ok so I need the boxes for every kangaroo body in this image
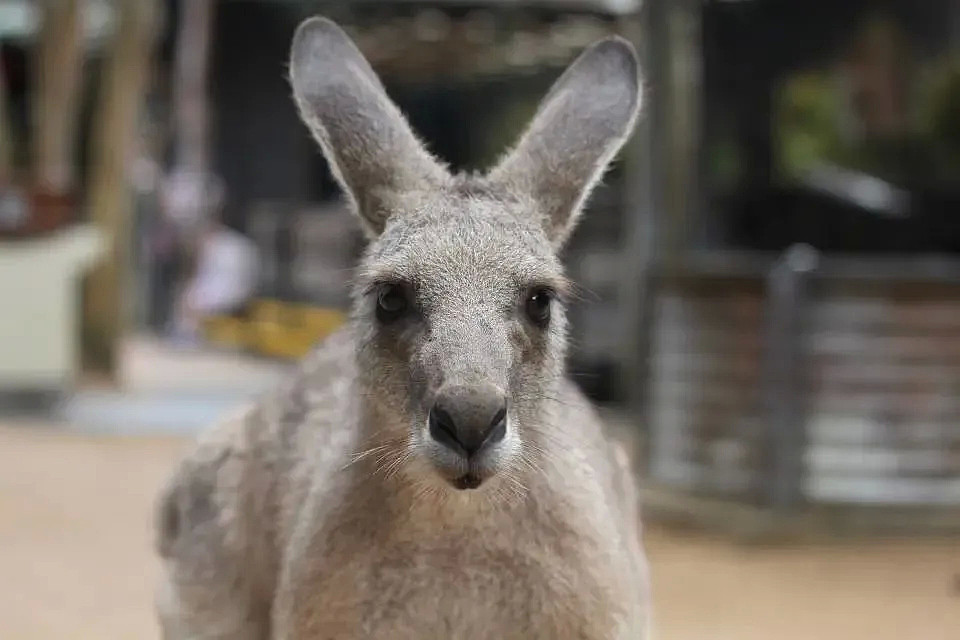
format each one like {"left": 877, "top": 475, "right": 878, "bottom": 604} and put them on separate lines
{"left": 156, "top": 17, "right": 649, "bottom": 639}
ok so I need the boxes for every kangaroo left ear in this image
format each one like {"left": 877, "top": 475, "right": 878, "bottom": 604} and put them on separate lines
{"left": 487, "top": 36, "right": 642, "bottom": 247}
{"left": 289, "top": 17, "right": 450, "bottom": 236}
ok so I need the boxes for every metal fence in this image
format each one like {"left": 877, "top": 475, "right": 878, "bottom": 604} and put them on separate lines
{"left": 646, "top": 245, "right": 960, "bottom": 511}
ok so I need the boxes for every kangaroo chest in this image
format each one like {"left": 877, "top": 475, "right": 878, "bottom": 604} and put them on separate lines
{"left": 278, "top": 511, "right": 630, "bottom": 639}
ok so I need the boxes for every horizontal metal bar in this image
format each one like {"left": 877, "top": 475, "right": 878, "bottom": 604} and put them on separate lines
{"left": 656, "top": 250, "right": 960, "bottom": 285}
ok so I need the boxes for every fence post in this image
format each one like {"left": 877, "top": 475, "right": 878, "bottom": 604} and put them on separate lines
{"left": 762, "top": 243, "right": 818, "bottom": 511}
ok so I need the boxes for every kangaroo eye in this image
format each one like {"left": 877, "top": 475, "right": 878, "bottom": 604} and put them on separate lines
{"left": 524, "top": 288, "right": 553, "bottom": 328}
{"left": 376, "top": 284, "right": 408, "bottom": 323}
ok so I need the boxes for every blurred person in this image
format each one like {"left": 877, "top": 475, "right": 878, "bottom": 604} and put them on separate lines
{"left": 151, "top": 168, "right": 211, "bottom": 334}
{"left": 169, "top": 181, "right": 260, "bottom": 345}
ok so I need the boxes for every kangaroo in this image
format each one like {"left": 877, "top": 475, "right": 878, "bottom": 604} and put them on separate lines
{"left": 155, "top": 16, "right": 648, "bottom": 640}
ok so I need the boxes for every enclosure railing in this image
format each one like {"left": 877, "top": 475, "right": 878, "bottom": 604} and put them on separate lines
{"left": 646, "top": 246, "right": 960, "bottom": 513}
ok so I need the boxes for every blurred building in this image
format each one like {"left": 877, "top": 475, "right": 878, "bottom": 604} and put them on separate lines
{"left": 641, "top": 0, "right": 960, "bottom": 520}
{"left": 131, "top": 0, "right": 960, "bottom": 524}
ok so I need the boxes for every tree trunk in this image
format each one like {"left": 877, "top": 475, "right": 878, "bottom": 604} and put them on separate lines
{"left": 81, "top": 0, "right": 160, "bottom": 377}
{"left": 163, "top": 0, "right": 216, "bottom": 239}
{"left": 171, "top": 0, "right": 214, "bottom": 177}
{"left": 33, "top": 0, "right": 84, "bottom": 193}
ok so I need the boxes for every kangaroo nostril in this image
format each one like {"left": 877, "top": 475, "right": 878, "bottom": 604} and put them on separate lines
{"left": 429, "top": 406, "right": 465, "bottom": 455}
{"left": 485, "top": 406, "right": 507, "bottom": 446}
{"left": 432, "top": 406, "right": 456, "bottom": 434}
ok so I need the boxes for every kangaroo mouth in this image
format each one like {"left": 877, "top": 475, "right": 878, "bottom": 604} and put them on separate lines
{"left": 452, "top": 473, "right": 483, "bottom": 490}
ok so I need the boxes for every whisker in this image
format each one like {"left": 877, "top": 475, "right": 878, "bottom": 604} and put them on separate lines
{"left": 340, "top": 444, "right": 393, "bottom": 471}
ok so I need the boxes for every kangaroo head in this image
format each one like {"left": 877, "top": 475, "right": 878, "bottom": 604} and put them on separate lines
{"left": 290, "top": 17, "right": 641, "bottom": 496}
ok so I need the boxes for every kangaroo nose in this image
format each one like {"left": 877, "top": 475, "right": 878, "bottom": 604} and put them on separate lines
{"left": 429, "top": 384, "right": 507, "bottom": 457}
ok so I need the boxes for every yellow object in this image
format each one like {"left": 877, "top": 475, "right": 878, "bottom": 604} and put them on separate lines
{"left": 250, "top": 299, "right": 290, "bottom": 324}
{"left": 254, "top": 324, "right": 318, "bottom": 359}
{"left": 301, "top": 306, "right": 347, "bottom": 334}
{"left": 202, "top": 315, "right": 250, "bottom": 349}
{"left": 204, "top": 298, "right": 347, "bottom": 360}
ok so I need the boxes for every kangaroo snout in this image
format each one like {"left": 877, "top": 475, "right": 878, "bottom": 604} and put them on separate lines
{"left": 428, "top": 383, "right": 508, "bottom": 459}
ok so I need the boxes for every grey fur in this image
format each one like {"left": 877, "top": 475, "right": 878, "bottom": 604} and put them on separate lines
{"left": 155, "top": 16, "right": 648, "bottom": 640}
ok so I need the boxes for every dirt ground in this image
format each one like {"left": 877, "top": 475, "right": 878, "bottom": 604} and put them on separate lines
{"left": 2, "top": 422, "right": 958, "bottom": 640}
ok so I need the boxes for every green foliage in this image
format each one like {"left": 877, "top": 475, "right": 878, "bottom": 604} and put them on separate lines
{"left": 774, "top": 53, "right": 960, "bottom": 186}
{"left": 774, "top": 71, "right": 845, "bottom": 180}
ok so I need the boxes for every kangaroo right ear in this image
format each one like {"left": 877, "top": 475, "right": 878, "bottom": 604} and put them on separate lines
{"left": 289, "top": 17, "right": 449, "bottom": 235}
{"left": 487, "top": 37, "right": 641, "bottom": 248}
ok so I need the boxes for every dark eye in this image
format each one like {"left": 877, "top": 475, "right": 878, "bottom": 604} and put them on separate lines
{"left": 525, "top": 288, "right": 553, "bottom": 328}
{"left": 376, "top": 284, "right": 408, "bottom": 323}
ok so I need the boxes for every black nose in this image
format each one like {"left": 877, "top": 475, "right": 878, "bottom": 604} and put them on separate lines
{"left": 429, "top": 384, "right": 507, "bottom": 457}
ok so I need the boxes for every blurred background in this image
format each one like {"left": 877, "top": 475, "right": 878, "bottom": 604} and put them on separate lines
{"left": 1, "top": 0, "right": 959, "bottom": 638}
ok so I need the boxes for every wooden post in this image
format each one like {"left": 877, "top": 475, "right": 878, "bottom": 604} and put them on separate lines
{"left": 81, "top": 0, "right": 160, "bottom": 377}
{"left": 32, "top": 0, "right": 84, "bottom": 193}
{"left": 162, "top": 0, "right": 216, "bottom": 243}
{"left": 170, "top": 0, "right": 214, "bottom": 179}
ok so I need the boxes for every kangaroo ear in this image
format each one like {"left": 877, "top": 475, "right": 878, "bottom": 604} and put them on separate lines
{"left": 488, "top": 37, "right": 642, "bottom": 247}
{"left": 289, "top": 17, "right": 449, "bottom": 235}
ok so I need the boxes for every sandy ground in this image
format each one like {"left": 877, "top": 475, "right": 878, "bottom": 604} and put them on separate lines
{"left": 1, "top": 422, "right": 958, "bottom": 640}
